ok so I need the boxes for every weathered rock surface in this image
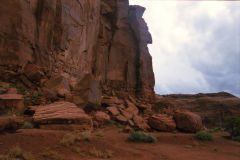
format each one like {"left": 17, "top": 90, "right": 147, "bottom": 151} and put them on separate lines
{"left": 0, "top": 94, "right": 25, "bottom": 114}
{"left": 0, "top": 0, "right": 155, "bottom": 109}
{"left": 174, "top": 110, "right": 203, "bottom": 133}
{"left": 133, "top": 114, "right": 150, "bottom": 131}
{"left": 154, "top": 92, "right": 240, "bottom": 127}
{"left": 0, "top": 117, "right": 24, "bottom": 132}
{"left": 148, "top": 114, "right": 176, "bottom": 132}
{"left": 33, "top": 102, "right": 92, "bottom": 128}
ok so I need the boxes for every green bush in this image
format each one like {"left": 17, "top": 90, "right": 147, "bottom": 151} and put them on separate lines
{"left": 22, "top": 122, "right": 34, "bottom": 129}
{"left": 196, "top": 131, "right": 213, "bottom": 141}
{"left": 232, "top": 136, "right": 240, "bottom": 142}
{"left": 224, "top": 116, "right": 240, "bottom": 137}
{"left": 128, "top": 131, "right": 157, "bottom": 143}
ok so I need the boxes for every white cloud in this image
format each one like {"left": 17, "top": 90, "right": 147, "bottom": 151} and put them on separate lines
{"left": 129, "top": 0, "right": 240, "bottom": 97}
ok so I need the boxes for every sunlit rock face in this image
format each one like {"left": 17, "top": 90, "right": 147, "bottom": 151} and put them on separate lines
{"left": 0, "top": 0, "right": 155, "bottom": 107}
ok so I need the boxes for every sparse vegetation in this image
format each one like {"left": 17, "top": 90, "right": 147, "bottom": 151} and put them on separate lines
{"left": 156, "top": 108, "right": 162, "bottom": 114}
{"left": 184, "top": 145, "right": 192, "bottom": 149}
{"left": 0, "top": 85, "right": 3, "bottom": 88}
{"left": 108, "top": 120, "right": 115, "bottom": 125}
{"left": 60, "top": 133, "right": 80, "bottom": 147}
{"left": 32, "top": 91, "right": 41, "bottom": 100}
{"left": 9, "top": 83, "right": 17, "bottom": 88}
{"left": 96, "top": 132, "right": 103, "bottom": 137}
{"left": 22, "top": 122, "right": 34, "bottom": 129}
{"left": 115, "top": 113, "right": 120, "bottom": 116}
{"left": 82, "top": 131, "right": 91, "bottom": 141}
{"left": 196, "top": 131, "right": 213, "bottom": 141}
{"left": 0, "top": 146, "right": 35, "bottom": 160}
{"left": 172, "top": 130, "right": 177, "bottom": 134}
{"left": 0, "top": 112, "right": 13, "bottom": 117}
{"left": 17, "top": 87, "right": 25, "bottom": 95}
{"left": 41, "top": 151, "right": 62, "bottom": 160}
{"left": 224, "top": 116, "right": 240, "bottom": 137}
{"left": 24, "top": 96, "right": 31, "bottom": 102}
{"left": 128, "top": 131, "right": 157, "bottom": 143}
{"left": 116, "top": 123, "right": 124, "bottom": 129}
{"left": 232, "top": 136, "right": 240, "bottom": 142}
{"left": 89, "top": 147, "right": 113, "bottom": 159}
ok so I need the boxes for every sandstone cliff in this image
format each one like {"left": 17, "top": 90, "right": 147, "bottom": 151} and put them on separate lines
{"left": 0, "top": 0, "right": 155, "bottom": 108}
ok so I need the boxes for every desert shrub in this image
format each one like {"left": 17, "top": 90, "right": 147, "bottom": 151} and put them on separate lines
{"left": 82, "top": 131, "right": 91, "bottom": 141}
{"left": 224, "top": 116, "right": 240, "bottom": 137}
{"left": 60, "top": 133, "right": 80, "bottom": 147}
{"left": 89, "top": 147, "right": 113, "bottom": 159}
{"left": 96, "top": 132, "right": 103, "bottom": 137}
{"left": 0, "top": 146, "right": 35, "bottom": 160}
{"left": 232, "top": 136, "right": 240, "bottom": 142}
{"left": 128, "top": 131, "right": 157, "bottom": 143}
{"left": 22, "top": 122, "right": 34, "bottom": 129}
{"left": 196, "top": 131, "right": 213, "bottom": 141}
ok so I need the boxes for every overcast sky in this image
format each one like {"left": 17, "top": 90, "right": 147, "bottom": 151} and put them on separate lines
{"left": 129, "top": 0, "right": 240, "bottom": 97}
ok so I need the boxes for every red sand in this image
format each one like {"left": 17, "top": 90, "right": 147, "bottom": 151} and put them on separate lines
{"left": 0, "top": 127, "right": 239, "bottom": 160}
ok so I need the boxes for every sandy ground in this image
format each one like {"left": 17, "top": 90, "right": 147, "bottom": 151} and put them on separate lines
{"left": 0, "top": 127, "right": 240, "bottom": 160}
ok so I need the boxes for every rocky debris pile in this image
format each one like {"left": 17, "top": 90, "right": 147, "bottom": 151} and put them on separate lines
{"left": 100, "top": 96, "right": 150, "bottom": 131}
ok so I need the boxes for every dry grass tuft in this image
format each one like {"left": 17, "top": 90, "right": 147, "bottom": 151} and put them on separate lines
{"left": 0, "top": 146, "right": 35, "bottom": 160}
{"left": 89, "top": 147, "right": 113, "bottom": 159}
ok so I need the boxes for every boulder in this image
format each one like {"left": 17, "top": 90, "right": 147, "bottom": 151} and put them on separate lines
{"left": 0, "top": 94, "right": 25, "bottom": 114}
{"left": 33, "top": 102, "right": 92, "bottom": 129}
{"left": 102, "top": 96, "right": 122, "bottom": 106}
{"left": 94, "top": 111, "right": 110, "bottom": 124}
{"left": 125, "top": 100, "right": 139, "bottom": 116}
{"left": 71, "top": 74, "right": 102, "bottom": 108}
{"left": 106, "top": 106, "right": 120, "bottom": 116}
{"left": 24, "top": 64, "right": 44, "bottom": 83}
{"left": 133, "top": 115, "right": 150, "bottom": 131}
{"left": 148, "top": 114, "right": 176, "bottom": 132}
{"left": 44, "top": 75, "right": 71, "bottom": 98}
{"left": 174, "top": 110, "right": 203, "bottom": 133}
{"left": 115, "top": 115, "right": 128, "bottom": 123}
{"left": 123, "top": 125, "right": 133, "bottom": 133}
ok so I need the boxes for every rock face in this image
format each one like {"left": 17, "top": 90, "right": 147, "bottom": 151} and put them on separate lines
{"left": 0, "top": 0, "right": 155, "bottom": 109}
{"left": 154, "top": 92, "right": 240, "bottom": 127}
{"left": 174, "top": 110, "right": 203, "bottom": 133}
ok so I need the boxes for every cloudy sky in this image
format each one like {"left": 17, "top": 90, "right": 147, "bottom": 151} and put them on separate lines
{"left": 129, "top": 0, "right": 240, "bottom": 97}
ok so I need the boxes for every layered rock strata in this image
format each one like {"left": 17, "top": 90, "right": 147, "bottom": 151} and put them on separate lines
{"left": 0, "top": 0, "right": 155, "bottom": 109}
